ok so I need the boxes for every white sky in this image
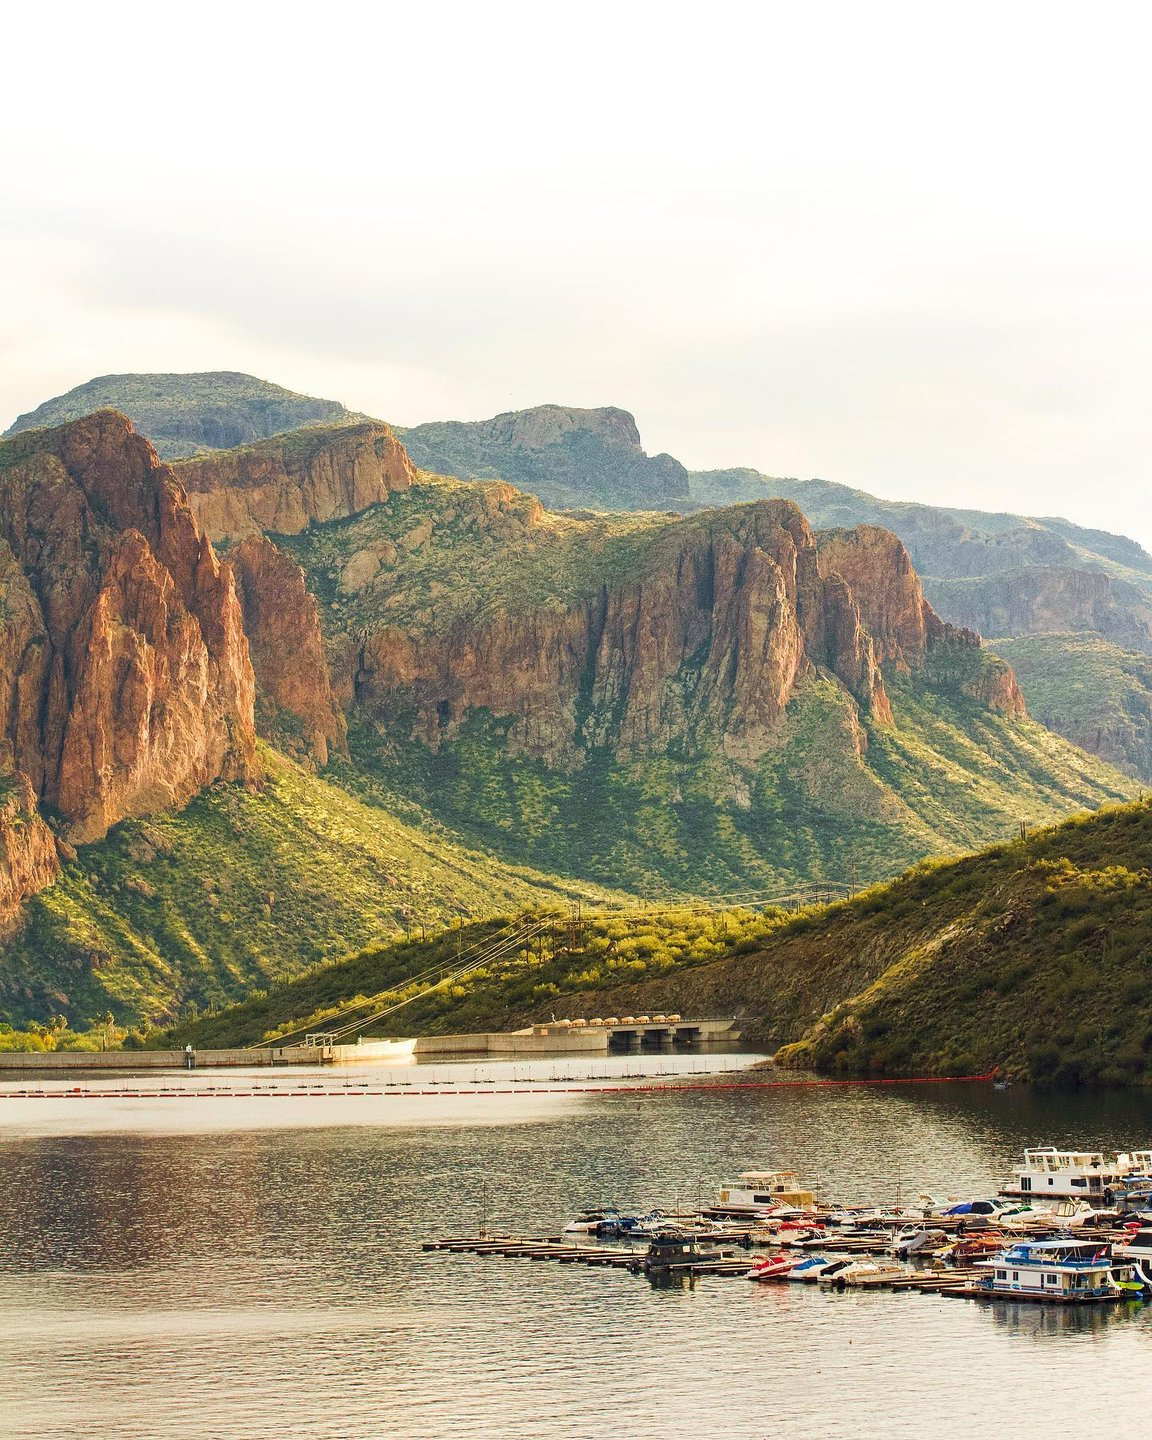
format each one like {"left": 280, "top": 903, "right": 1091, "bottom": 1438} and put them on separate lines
{"left": 3, "top": 0, "right": 1152, "bottom": 542}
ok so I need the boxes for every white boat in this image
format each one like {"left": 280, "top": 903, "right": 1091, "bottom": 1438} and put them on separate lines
{"left": 1000, "top": 1149, "right": 1128, "bottom": 1200}
{"left": 563, "top": 1209, "right": 621, "bottom": 1234}
{"left": 820, "top": 1258, "right": 912, "bottom": 1288}
{"left": 888, "top": 1226, "right": 949, "bottom": 1258}
{"left": 788, "top": 1256, "right": 852, "bottom": 1284}
{"left": 998, "top": 1199, "right": 1099, "bottom": 1232}
{"left": 713, "top": 1170, "right": 816, "bottom": 1214}
{"left": 975, "top": 1239, "right": 1133, "bottom": 1302}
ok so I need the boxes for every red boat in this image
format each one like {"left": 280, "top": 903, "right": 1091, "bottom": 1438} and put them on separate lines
{"left": 745, "top": 1254, "right": 799, "bottom": 1283}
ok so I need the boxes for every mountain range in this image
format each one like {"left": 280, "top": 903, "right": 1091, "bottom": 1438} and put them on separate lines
{"left": 0, "top": 372, "right": 1141, "bottom": 1033}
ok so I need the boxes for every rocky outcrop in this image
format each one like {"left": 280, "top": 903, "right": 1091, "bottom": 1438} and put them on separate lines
{"left": 232, "top": 537, "right": 347, "bottom": 766}
{"left": 0, "top": 773, "right": 59, "bottom": 931}
{"left": 815, "top": 525, "right": 1025, "bottom": 717}
{"left": 816, "top": 526, "right": 946, "bottom": 669}
{"left": 924, "top": 568, "right": 1152, "bottom": 655}
{"left": 0, "top": 411, "right": 258, "bottom": 842}
{"left": 400, "top": 405, "right": 690, "bottom": 511}
{"left": 176, "top": 421, "right": 414, "bottom": 541}
{"left": 352, "top": 502, "right": 903, "bottom": 764}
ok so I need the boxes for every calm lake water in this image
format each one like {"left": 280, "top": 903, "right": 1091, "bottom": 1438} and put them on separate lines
{"left": 1, "top": 1057, "right": 1150, "bottom": 1439}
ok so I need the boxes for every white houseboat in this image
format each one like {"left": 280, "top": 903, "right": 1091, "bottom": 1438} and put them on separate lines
{"left": 999, "top": 1149, "right": 1128, "bottom": 1200}
{"left": 975, "top": 1240, "right": 1133, "bottom": 1303}
{"left": 713, "top": 1170, "right": 816, "bottom": 1215}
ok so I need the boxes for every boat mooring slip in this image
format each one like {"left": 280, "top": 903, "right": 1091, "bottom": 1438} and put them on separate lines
{"left": 422, "top": 1233, "right": 989, "bottom": 1295}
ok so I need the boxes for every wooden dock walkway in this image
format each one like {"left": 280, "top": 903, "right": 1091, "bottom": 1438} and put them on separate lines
{"left": 422, "top": 1234, "right": 987, "bottom": 1291}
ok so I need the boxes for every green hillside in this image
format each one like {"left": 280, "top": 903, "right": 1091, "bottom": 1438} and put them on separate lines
{"left": 5, "top": 747, "right": 626, "bottom": 1029}
{"left": 178, "top": 797, "right": 1152, "bottom": 1087}
{"left": 5, "top": 372, "right": 354, "bottom": 459}
{"left": 991, "top": 634, "right": 1152, "bottom": 782}
{"left": 398, "top": 404, "right": 690, "bottom": 510}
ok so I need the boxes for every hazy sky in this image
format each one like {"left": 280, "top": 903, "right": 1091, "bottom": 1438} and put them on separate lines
{"left": 4, "top": 1, "right": 1152, "bottom": 541}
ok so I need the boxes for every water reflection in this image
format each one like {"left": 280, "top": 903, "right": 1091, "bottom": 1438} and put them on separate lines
{"left": 0, "top": 1074, "right": 1150, "bottom": 1439}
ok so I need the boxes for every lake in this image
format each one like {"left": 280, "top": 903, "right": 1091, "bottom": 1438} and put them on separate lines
{"left": 1, "top": 1057, "right": 1149, "bottom": 1439}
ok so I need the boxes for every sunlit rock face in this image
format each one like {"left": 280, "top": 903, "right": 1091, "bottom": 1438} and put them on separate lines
{"left": 0, "top": 411, "right": 258, "bottom": 843}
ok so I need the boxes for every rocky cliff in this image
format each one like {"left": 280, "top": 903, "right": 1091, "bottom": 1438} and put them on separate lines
{"left": 350, "top": 503, "right": 1010, "bottom": 765}
{"left": 925, "top": 567, "right": 1152, "bottom": 654}
{"left": 232, "top": 537, "right": 347, "bottom": 766}
{"left": 0, "top": 411, "right": 258, "bottom": 843}
{"left": 175, "top": 421, "right": 414, "bottom": 541}
{"left": 399, "top": 404, "right": 690, "bottom": 510}
{"left": 0, "top": 775, "right": 59, "bottom": 931}
{"left": 6, "top": 372, "right": 353, "bottom": 460}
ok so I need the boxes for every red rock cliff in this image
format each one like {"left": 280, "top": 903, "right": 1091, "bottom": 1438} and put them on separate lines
{"left": 354, "top": 501, "right": 897, "bottom": 763}
{"left": 0, "top": 411, "right": 259, "bottom": 842}
{"left": 0, "top": 773, "right": 59, "bottom": 931}
{"left": 175, "top": 421, "right": 414, "bottom": 541}
{"left": 817, "top": 525, "right": 1025, "bottom": 717}
{"left": 232, "top": 537, "right": 347, "bottom": 767}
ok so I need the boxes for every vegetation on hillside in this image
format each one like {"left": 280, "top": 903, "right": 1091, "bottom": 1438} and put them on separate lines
{"left": 172, "top": 906, "right": 790, "bottom": 1049}
{"left": 182, "top": 796, "right": 1152, "bottom": 1087}
{"left": 338, "top": 674, "right": 1134, "bottom": 899}
{"left": 991, "top": 633, "right": 1152, "bottom": 782}
{"left": 399, "top": 412, "right": 690, "bottom": 510}
{"left": 5, "top": 747, "right": 626, "bottom": 1030}
{"left": 277, "top": 474, "right": 674, "bottom": 639}
{"left": 5, "top": 372, "right": 353, "bottom": 458}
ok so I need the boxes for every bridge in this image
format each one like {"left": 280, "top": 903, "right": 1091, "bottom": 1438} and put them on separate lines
{"left": 529, "top": 1016, "right": 737, "bottom": 1051}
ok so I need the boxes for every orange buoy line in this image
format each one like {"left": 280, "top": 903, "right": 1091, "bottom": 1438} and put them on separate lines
{"left": 0, "top": 1072, "right": 996, "bottom": 1100}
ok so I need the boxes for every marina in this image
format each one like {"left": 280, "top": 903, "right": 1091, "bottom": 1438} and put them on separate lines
{"left": 3, "top": 1058, "right": 1152, "bottom": 1439}
{"left": 425, "top": 1143, "right": 1152, "bottom": 1306}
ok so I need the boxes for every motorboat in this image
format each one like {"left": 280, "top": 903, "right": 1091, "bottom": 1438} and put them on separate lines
{"left": 745, "top": 1254, "right": 799, "bottom": 1283}
{"left": 787, "top": 1256, "right": 852, "bottom": 1284}
{"left": 975, "top": 1240, "right": 1133, "bottom": 1302}
{"left": 564, "top": 1208, "right": 622, "bottom": 1234}
{"left": 888, "top": 1226, "right": 949, "bottom": 1258}
{"left": 820, "top": 1258, "right": 913, "bottom": 1288}
{"left": 595, "top": 1209, "right": 667, "bottom": 1238}
{"left": 1113, "top": 1225, "right": 1152, "bottom": 1265}
{"left": 944, "top": 1231, "right": 1012, "bottom": 1263}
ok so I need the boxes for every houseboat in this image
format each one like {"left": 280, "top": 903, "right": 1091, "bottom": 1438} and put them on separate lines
{"left": 975, "top": 1240, "right": 1133, "bottom": 1303}
{"left": 712, "top": 1170, "right": 816, "bottom": 1215}
{"left": 999, "top": 1149, "right": 1128, "bottom": 1200}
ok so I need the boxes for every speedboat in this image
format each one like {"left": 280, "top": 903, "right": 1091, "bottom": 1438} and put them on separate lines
{"left": 786, "top": 1256, "right": 849, "bottom": 1283}
{"left": 1113, "top": 1225, "right": 1152, "bottom": 1266}
{"left": 745, "top": 1254, "right": 799, "bottom": 1283}
{"left": 888, "top": 1226, "right": 949, "bottom": 1258}
{"left": 564, "top": 1208, "right": 622, "bottom": 1234}
{"left": 820, "top": 1258, "right": 913, "bottom": 1288}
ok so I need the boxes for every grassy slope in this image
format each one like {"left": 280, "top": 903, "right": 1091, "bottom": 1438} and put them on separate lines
{"left": 5, "top": 747, "right": 627, "bottom": 1029}
{"left": 990, "top": 634, "right": 1152, "bottom": 782}
{"left": 180, "top": 797, "right": 1152, "bottom": 1086}
{"left": 276, "top": 472, "right": 673, "bottom": 639}
{"left": 341, "top": 680, "right": 1134, "bottom": 899}
{"left": 172, "top": 906, "right": 788, "bottom": 1049}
